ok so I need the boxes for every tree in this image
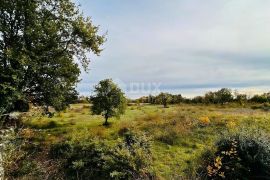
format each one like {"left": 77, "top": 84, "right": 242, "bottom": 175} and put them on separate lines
{"left": 91, "top": 79, "right": 126, "bottom": 126}
{"left": 204, "top": 91, "right": 216, "bottom": 104}
{"left": 148, "top": 95, "right": 156, "bottom": 104}
{"left": 156, "top": 92, "right": 171, "bottom": 108}
{"left": 250, "top": 94, "right": 268, "bottom": 104}
{"left": 0, "top": 0, "right": 105, "bottom": 115}
{"left": 235, "top": 93, "right": 247, "bottom": 106}
{"left": 192, "top": 96, "right": 204, "bottom": 104}
{"left": 204, "top": 88, "right": 233, "bottom": 104}
{"left": 171, "top": 94, "right": 183, "bottom": 104}
{"left": 215, "top": 88, "right": 233, "bottom": 104}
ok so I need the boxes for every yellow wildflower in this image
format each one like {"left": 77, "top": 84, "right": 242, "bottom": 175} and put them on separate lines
{"left": 199, "top": 116, "right": 210, "bottom": 125}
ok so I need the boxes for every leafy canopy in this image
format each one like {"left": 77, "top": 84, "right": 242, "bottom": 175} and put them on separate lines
{"left": 0, "top": 0, "right": 105, "bottom": 114}
{"left": 91, "top": 79, "right": 126, "bottom": 125}
{"left": 156, "top": 92, "right": 171, "bottom": 108}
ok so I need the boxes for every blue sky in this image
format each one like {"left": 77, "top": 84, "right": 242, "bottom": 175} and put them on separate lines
{"left": 75, "top": 0, "right": 270, "bottom": 98}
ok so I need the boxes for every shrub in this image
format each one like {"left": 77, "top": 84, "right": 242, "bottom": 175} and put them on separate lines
{"left": 198, "top": 129, "right": 270, "bottom": 179}
{"left": 156, "top": 130, "right": 178, "bottom": 145}
{"left": 49, "top": 142, "right": 73, "bottom": 159}
{"left": 27, "top": 120, "right": 59, "bottom": 129}
{"left": 46, "top": 121, "right": 58, "bottom": 129}
{"left": 105, "top": 131, "right": 153, "bottom": 179}
{"left": 49, "top": 131, "right": 153, "bottom": 179}
{"left": 55, "top": 141, "right": 106, "bottom": 179}
{"left": 2, "top": 129, "right": 43, "bottom": 178}
{"left": 251, "top": 103, "right": 270, "bottom": 111}
{"left": 118, "top": 127, "right": 130, "bottom": 136}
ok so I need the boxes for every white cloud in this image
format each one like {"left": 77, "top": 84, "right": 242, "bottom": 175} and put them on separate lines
{"left": 76, "top": 0, "right": 270, "bottom": 98}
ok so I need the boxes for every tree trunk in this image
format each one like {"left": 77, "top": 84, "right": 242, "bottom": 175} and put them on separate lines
{"left": 104, "top": 115, "right": 109, "bottom": 126}
{"left": 163, "top": 101, "right": 167, "bottom": 108}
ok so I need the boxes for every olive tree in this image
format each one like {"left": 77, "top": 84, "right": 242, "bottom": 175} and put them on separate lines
{"left": 91, "top": 79, "right": 126, "bottom": 126}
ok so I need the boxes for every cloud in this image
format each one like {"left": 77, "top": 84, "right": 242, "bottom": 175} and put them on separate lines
{"left": 75, "top": 0, "right": 270, "bottom": 98}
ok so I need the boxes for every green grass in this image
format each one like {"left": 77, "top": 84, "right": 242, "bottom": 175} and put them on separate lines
{"left": 22, "top": 103, "right": 270, "bottom": 178}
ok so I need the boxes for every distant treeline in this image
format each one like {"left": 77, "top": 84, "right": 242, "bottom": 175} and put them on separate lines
{"left": 128, "top": 88, "right": 270, "bottom": 106}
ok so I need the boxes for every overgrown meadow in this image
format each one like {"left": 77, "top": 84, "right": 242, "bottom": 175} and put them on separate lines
{"left": 6, "top": 103, "right": 270, "bottom": 179}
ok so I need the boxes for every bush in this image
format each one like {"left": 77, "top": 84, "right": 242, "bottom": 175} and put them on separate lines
{"left": 156, "top": 130, "right": 178, "bottom": 145}
{"left": 49, "top": 131, "right": 153, "bottom": 179}
{"left": 29, "top": 120, "right": 59, "bottom": 129}
{"left": 2, "top": 129, "right": 43, "bottom": 178}
{"left": 13, "top": 99, "right": 30, "bottom": 112}
{"left": 251, "top": 103, "right": 270, "bottom": 111}
{"left": 198, "top": 129, "right": 270, "bottom": 179}
{"left": 118, "top": 127, "right": 130, "bottom": 136}
{"left": 45, "top": 121, "right": 58, "bottom": 129}
{"left": 49, "top": 142, "right": 73, "bottom": 159}
{"left": 105, "top": 131, "right": 153, "bottom": 179}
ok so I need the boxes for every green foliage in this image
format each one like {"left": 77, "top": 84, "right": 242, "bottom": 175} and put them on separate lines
{"left": 105, "top": 131, "right": 153, "bottom": 179}
{"left": 134, "top": 89, "right": 270, "bottom": 106}
{"left": 0, "top": 0, "right": 105, "bottom": 114}
{"left": 204, "top": 88, "right": 233, "bottom": 104}
{"left": 91, "top": 79, "right": 127, "bottom": 125}
{"left": 12, "top": 100, "right": 30, "bottom": 112}
{"left": 133, "top": 94, "right": 183, "bottom": 105}
{"left": 156, "top": 130, "right": 178, "bottom": 145}
{"left": 2, "top": 129, "right": 41, "bottom": 178}
{"left": 204, "top": 91, "right": 216, "bottom": 104}
{"left": 43, "top": 120, "right": 58, "bottom": 129}
{"left": 250, "top": 93, "right": 270, "bottom": 103}
{"left": 215, "top": 88, "right": 234, "bottom": 104}
{"left": 198, "top": 129, "right": 270, "bottom": 179}
{"left": 8, "top": 103, "right": 270, "bottom": 179}
{"left": 156, "top": 92, "right": 171, "bottom": 108}
{"left": 49, "top": 131, "right": 153, "bottom": 179}
{"left": 27, "top": 120, "right": 59, "bottom": 129}
{"left": 51, "top": 141, "right": 106, "bottom": 179}
{"left": 235, "top": 93, "right": 248, "bottom": 105}
{"left": 191, "top": 96, "right": 204, "bottom": 104}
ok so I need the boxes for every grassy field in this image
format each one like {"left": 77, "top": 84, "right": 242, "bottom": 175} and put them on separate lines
{"left": 21, "top": 103, "right": 270, "bottom": 178}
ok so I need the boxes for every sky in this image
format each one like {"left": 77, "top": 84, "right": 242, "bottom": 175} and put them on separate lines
{"left": 75, "top": 0, "right": 270, "bottom": 98}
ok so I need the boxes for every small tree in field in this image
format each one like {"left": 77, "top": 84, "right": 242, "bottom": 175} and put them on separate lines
{"left": 91, "top": 79, "right": 126, "bottom": 126}
{"left": 157, "top": 93, "right": 171, "bottom": 108}
{"left": 215, "top": 88, "right": 233, "bottom": 104}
